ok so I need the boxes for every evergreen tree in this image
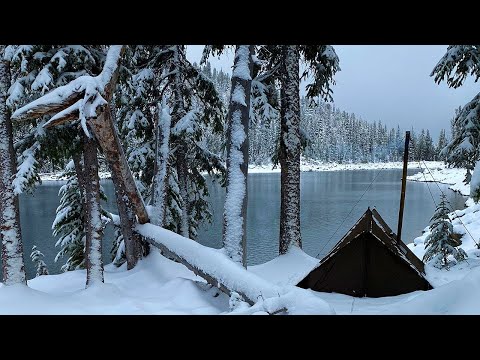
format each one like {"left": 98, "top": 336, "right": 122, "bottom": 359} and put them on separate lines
{"left": 53, "top": 160, "right": 108, "bottom": 272}
{"left": 117, "top": 45, "right": 225, "bottom": 242}
{"left": 423, "top": 194, "right": 467, "bottom": 268}
{"left": 30, "top": 245, "right": 49, "bottom": 277}
{"left": 432, "top": 46, "right": 480, "bottom": 174}
{"left": 417, "top": 129, "right": 426, "bottom": 160}
{"left": 436, "top": 129, "right": 448, "bottom": 160}
{"left": 7, "top": 45, "right": 105, "bottom": 194}
{"left": 424, "top": 130, "right": 434, "bottom": 160}
{"left": 255, "top": 45, "right": 340, "bottom": 254}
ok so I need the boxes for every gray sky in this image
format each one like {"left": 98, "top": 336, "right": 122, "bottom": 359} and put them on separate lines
{"left": 186, "top": 45, "right": 480, "bottom": 140}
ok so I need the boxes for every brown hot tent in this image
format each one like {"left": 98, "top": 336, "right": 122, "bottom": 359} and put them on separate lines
{"left": 297, "top": 208, "right": 432, "bottom": 297}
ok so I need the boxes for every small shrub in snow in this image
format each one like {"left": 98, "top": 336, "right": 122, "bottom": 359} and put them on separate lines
{"left": 30, "top": 245, "right": 49, "bottom": 277}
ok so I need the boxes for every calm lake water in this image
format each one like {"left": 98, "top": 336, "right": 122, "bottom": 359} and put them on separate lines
{"left": 13, "top": 169, "right": 466, "bottom": 279}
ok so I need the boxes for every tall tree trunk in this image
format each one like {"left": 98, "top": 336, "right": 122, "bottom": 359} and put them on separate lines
{"left": 222, "top": 45, "right": 253, "bottom": 267}
{"left": 83, "top": 134, "right": 104, "bottom": 286}
{"left": 0, "top": 53, "right": 27, "bottom": 285}
{"left": 172, "top": 45, "right": 189, "bottom": 238}
{"left": 279, "top": 45, "right": 302, "bottom": 255}
{"left": 176, "top": 146, "right": 189, "bottom": 237}
{"left": 89, "top": 107, "right": 145, "bottom": 269}
{"left": 151, "top": 103, "right": 171, "bottom": 227}
{"left": 72, "top": 151, "right": 86, "bottom": 215}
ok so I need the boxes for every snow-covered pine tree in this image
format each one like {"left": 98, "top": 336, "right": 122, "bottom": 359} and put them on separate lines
{"left": 424, "top": 130, "right": 434, "bottom": 161}
{"left": 6, "top": 46, "right": 112, "bottom": 281}
{"left": 262, "top": 45, "right": 340, "bottom": 255}
{"left": 423, "top": 194, "right": 467, "bottom": 268}
{"left": 53, "top": 160, "right": 85, "bottom": 271}
{"left": 117, "top": 45, "right": 225, "bottom": 241}
{"left": 30, "top": 245, "right": 49, "bottom": 277}
{"left": 0, "top": 45, "right": 27, "bottom": 285}
{"left": 6, "top": 46, "right": 105, "bottom": 195}
{"left": 11, "top": 46, "right": 150, "bottom": 272}
{"left": 441, "top": 95, "right": 480, "bottom": 171}
{"left": 417, "top": 129, "right": 426, "bottom": 160}
{"left": 53, "top": 158, "right": 108, "bottom": 272}
{"left": 471, "top": 160, "right": 480, "bottom": 202}
{"left": 432, "top": 46, "right": 480, "bottom": 175}
{"left": 436, "top": 128, "right": 448, "bottom": 160}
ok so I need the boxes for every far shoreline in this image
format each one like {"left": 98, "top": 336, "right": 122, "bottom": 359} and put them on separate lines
{"left": 37, "top": 160, "right": 445, "bottom": 182}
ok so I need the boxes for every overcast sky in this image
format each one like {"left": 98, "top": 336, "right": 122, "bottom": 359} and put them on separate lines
{"left": 186, "top": 45, "right": 480, "bottom": 140}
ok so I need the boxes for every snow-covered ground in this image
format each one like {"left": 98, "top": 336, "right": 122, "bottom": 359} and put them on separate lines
{"left": 5, "top": 160, "right": 480, "bottom": 314}
{"left": 4, "top": 232, "right": 480, "bottom": 314}
{"left": 249, "top": 159, "right": 444, "bottom": 173}
{"left": 407, "top": 162, "right": 469, "bottom": 196}
{"left": 39, "top": 170, "right": 112, "bottom": 182}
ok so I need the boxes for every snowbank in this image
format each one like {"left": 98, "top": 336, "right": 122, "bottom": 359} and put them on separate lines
{"left": 0, "top": 251, "right": 228, "bottom": 314}
{"left": 249, "top": 159, "right": 443, "bottom": 174}
{"left": 249, "top": 246, "right": 319, "bottom": 286}
{"left": 39, "top": 171, "right": 112, "bottom": 182}
{"left": 39, "top": 160, "right": 442, "bottom": 182}
{"left": 407, "top": 162, "right": 469, "bottom": 196}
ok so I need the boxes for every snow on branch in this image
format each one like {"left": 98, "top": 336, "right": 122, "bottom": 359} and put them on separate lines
{"left": 11, "top": 46, "right": 125, "bottom": 137}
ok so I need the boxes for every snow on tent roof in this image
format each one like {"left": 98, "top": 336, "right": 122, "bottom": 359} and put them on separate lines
{"left": 297, "top": 208, "right": 433, "bottom": 298}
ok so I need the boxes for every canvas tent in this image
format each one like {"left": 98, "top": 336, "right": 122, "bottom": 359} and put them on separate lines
{"left": 297, "top": 208, "right": 432, "bottom": 297}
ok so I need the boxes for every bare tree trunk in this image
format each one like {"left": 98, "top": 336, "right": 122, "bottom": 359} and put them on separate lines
{"left": 88, "top": 107, "right": 145, "bottom": 269}
{"left": 72, "top": 152, "right": 86, "bottom": 227}
{"left": 83, "top": 134, "right": 104, "bottom": 286}
{"left": 222, "top": 45, "right": 254, "bottom": 267}
{"left": 171, "top": 45, "right": 189, "bottom": 238}
{"left": 152, "top": 104, "right": 171, "bottom": 227}
{"left": 176, "top": 146, "right": 189, "bottom": 237}
{"left": 0, "top": 53, "right": 26, "bottom": 285}
{"left": 279, "top": 45, "right": 302, "bottom": 255}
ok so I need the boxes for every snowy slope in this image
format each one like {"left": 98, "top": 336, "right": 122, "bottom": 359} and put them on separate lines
{"left": 249, "top": 159, "right": 443, "bottom": 173}
{"left": 249, "top": 247, "right": 319, "bottom": 286}
{"left": 0, "top": 251, "right": 229, "bottom": 314}
{"left": 407, "top": 162, "right": 469, "bottom": 196}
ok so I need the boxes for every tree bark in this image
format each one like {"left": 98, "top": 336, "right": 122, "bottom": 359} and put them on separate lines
{"left": 176, "top": 145, "right": 189, "bottom": 237}
{"left": 151, "top": 104, "right": 171, "bottom": 227}
{"left": 72, "top": 152, "right": 86, "bottom": 211}
{"left": 88, "top": 107, "right": 145, "bottom": 269}
{"left": 222, "top": 45, "right": 253, "bottom": 267}
{"left": 0, "top": 53, "right": 27, "bottom": 285}
{"left": 279, "top": 45, "right": 302, "bottom": 255}
{"left": 83, "top": 134, "right": 104, "bottom": 286}
{"left": 89, "top": 107, "right": 148, "bottom": 224}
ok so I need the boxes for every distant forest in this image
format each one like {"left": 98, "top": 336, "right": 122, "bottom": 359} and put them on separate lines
{"left": 201, "top": 62, "right": 448, "bottom": 166}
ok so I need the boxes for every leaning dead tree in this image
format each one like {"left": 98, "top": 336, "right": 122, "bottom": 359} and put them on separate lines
{"left": 11, "top": 45, "right": 147, "bottom": 269}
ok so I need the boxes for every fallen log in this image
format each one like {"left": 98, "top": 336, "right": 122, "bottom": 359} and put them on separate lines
{"left": 132, "top": 219, "right": 333, "bottom": 314}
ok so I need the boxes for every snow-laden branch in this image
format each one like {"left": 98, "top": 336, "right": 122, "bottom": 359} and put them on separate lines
{"left": 11, "top": 46, "right": 124, "bottom": 137}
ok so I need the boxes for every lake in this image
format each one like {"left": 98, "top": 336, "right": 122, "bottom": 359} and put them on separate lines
{"left": 14, "top": 168, "right": 466, "bottom": 279}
